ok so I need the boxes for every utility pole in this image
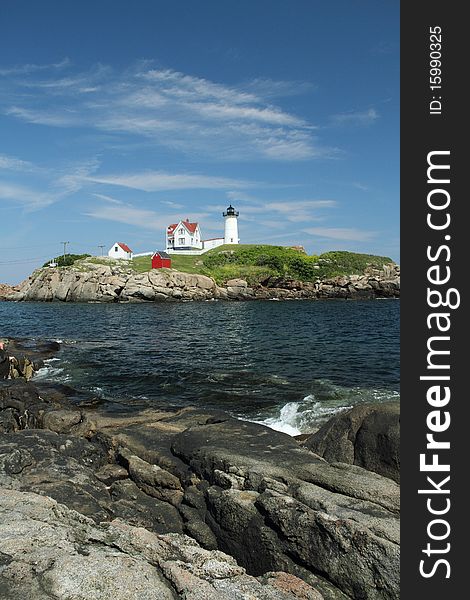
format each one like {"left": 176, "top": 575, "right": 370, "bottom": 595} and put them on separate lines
{"left": 60, "top": 241, "right": 69, "bottom": 264}
{"left": 98, "top": 245, "right": 105, "bottom": 257}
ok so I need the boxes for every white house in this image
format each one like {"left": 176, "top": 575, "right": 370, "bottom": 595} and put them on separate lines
{"left": 108, "top": 242, "right": 133, "bottom": 260}
{"left": 166, "top": 219, "right": 203, "bottom": 252}
{"left": 166, "top": 206, "right": 239, "bottom": 255}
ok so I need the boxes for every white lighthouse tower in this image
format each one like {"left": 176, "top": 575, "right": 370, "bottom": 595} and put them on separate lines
{"left": 223, "top": 205, "right": 239, "bottom": 245}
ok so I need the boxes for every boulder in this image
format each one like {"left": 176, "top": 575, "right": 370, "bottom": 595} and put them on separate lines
{"left": 304, "top": 402, "right": 400, "bottom": 483}
{"left": 171, "top": 418, "right": 400, "bottom": 598}
{"left": 226, "top": 278, "right": 248, "bottom": 288}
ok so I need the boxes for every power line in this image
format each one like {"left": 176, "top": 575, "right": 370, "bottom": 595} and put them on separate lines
{"left": 0, "top": 255, "right": 52, "bottom": 265}
{"left": 0, "top": 243, "right": 60, "bottom": 250}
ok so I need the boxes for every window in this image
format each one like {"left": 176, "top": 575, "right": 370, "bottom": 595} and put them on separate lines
{"left": 115, "top": 246, "right": 118, "bottom": 252}
{"left": 190, "top": 237, "right": 194, "bottom": 245}
{"left": 230, "top": 238, "right": 233, "bottom": 242}
{"left": 179, "top": 228, "right": 184, "bottom": 234}
{"left": 178, "top": 237, "right": 185, "bottom": 245}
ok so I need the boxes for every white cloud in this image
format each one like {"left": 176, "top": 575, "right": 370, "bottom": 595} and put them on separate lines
{"left": 0, "top": 58, "right": 70, "bottom": 76}
{"left": 85, "top": 200, "right": 213, "bottom": 232}
{"left": 6, "top": 106, "right": 79, "bottom": 127}
{"left": 302, "top": 227, "right": 376, "bottom": 241}
{"left": 85, "top": 205, "right": 166, "bottom": 230}
{"left": 0, "top": 157, "right": 100, "bottom": 211}
{"left": 352, "top": 181, "right": 369, "bottom": 191}
{"left": 0, "top": 181, "right": 55, "bottom": 209}
{"left": 331, "top": 108, "right": 379, "bottom": 126}
{"left": 265, "top": 200, "right": 336, "bottom": 212}
{"left": 216, "top": 197, "right": 336, "bottom": 224}
{"left": 0, "top": 154, "right": 36, "bottom": 171}
{"left": 191, "top": 102, "right": 305, "bottom": 126}
{"left": 86, "top": 171, "right": 255, "bottom": 192}
{"left": 91, "top": 193, "right": 124, "bottom": 205}
{"left": 2, "top": 62, "right": 325, "bottom": 161}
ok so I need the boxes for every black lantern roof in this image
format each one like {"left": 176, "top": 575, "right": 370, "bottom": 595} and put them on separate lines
{"left": 223, "top": 204, "right": 239, "bottom": 217}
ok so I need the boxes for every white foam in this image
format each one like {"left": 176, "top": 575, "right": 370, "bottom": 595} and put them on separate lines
{"left": 249, "top": 394, "right": 356, "bottom": 437}
{"left": 257, "top": 402, "right": 302, "bottom": 436}
{"left": 34, "top": 365, "right": 64, "bottom": 380}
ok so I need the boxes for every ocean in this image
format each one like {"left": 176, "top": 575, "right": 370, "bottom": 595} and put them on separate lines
{"left": 0, "top": 299, "right": 399, "bottom": 435}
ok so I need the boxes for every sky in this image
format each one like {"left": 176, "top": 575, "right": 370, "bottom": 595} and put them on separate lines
{"left": 0, "top": 0, "right": 399, "bottom": 284}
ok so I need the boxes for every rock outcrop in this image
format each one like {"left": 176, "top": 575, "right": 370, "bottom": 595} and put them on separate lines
{"left": 9, "top": 263, "right": 221, "bottom": 303}
{"left": 0, "top": 283, "right": 17, "bottom": 300}
{"left": 1, "top": 488, "right": 325, "bottom": 600}
{"left": 0, "top": 338, "right": 57, "bottom": 381}
{"left": 0, "top": 364, "right": 400, "bottom": 599}
{"left": 9, "top": 261, "right": 400, "bottom": 302}
{"left": 303, "top": 402, "right": 400, "bottom": 483}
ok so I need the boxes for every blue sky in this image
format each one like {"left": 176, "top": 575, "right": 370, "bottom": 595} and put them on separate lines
{"left": 0, "top": 0, "right": 399, "bottom": 284}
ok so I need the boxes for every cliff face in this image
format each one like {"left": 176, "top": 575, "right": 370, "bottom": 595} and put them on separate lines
{"left": 8, "top": 261, "right": 400, "bottom": 302}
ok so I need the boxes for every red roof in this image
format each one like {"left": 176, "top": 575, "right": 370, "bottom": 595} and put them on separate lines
{"left": 167, "top": 221, "right": 198, "bottom": 235}
{"left": 117, "top": 242, "right": 132, "bottom": 253}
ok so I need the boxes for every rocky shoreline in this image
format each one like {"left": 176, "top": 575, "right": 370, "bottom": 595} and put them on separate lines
{"left": 4, "top": 261, "right": 399, "bottom": 303}
{"left": 0, "top": 339, "right": 400, "bottom": 599}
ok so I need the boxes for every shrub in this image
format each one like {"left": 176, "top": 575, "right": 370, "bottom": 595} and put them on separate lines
{"left": 42, "top": 254, "right": 91, "bottom": 268}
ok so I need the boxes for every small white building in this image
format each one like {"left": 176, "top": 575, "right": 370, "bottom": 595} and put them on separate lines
{"left": 166, "top": 219, "right": 203, "bottom": 252}
{"left": 108, "top": 242, "right": 133, "bottom": 260}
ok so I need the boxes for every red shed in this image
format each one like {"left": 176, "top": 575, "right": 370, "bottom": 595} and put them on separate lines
{"left": 151, "top": 250, "right": 172, "bottom": 269}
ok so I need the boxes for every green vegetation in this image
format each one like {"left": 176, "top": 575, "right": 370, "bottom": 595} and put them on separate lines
{"left": 130, "top": 245, "right": 394, "bottom": 285}
{"left": 131, "top": 254, "right": 205, "bottom": 275}
{"left": 42, "top": 253, "right": 91, "bottom": 268}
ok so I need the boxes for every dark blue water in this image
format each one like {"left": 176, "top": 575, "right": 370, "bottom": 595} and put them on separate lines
{"left": 0, "top": 300, "right": 399, "bottom": 434}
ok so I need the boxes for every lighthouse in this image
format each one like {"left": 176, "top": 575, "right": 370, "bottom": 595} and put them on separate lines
{"left": 223, "top": 205, "right": 239, "bottom": 245}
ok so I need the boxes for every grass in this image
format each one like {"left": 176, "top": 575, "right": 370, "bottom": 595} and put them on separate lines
{"left": 130, "top": 245, "right": 395, "bottom": 285}
{"left": 131, "top": 254, "right": 207, "bottom": 274}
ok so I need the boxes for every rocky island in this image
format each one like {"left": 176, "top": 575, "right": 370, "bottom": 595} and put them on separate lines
{"left": 0, "top": 339, "right": 400, "bottom": 599}
{"left": 4, "top": 248, "right": 400, "bottom": 303}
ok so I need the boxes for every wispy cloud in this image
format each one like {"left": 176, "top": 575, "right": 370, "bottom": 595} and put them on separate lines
{"left": 0, "top": 181, "right": 56, "bottom": 209}
{"left": 330, "top": 108, "right": 379, "bottom": 127}
{"left": 1, "top": 61, "right": 325, "bottom": 161}
{"left": 0, "top": 154, "right": 36, "bottom": 172}
{"left": 86, "top": 170, "right": 255, "bottom": 192}
{"left": 5, "top": 106, "right": 80, "bottom": 127}
{"left": 242, "top": 78, "right": 316, "bottom": 99}
{"left": 91, "top": 193, "right": 124, "bottom": 205}
{"left": 352, "top": 181, "right": 369, "bottom": 191}
{"left": 221, "top": 195, "right": 336, "bottom": 224}
{"left": 0, "top": 156, "right": 100, "bottom": 211}
{"left": 0, "top": 58, "right": 70, "bottom": 76}
{"left": 302, "top": 227, "right": 376, "bottom": 241}
{"left": 85, "top": 205, "right": 166, "bottom": 230}
{"left": 85, "top": 197, "right": 212, "bottom": 233}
